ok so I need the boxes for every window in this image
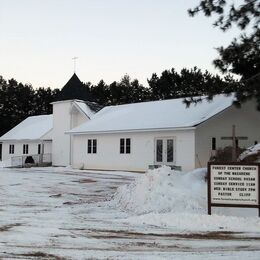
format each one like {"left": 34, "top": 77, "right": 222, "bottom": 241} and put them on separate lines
{"left": 212, "top": 137, "right": 216, "bottom": 150}
{"left": 87, "top": 139, "right": 97, "bottom": 154}
{"left": 38, "top": 144, "right": 41, "bottom": 154}
{"left": 120, "top": 138, "right": 131, "bottom": 154}
{"left": 9, "top": 144, "right": 14, "bottom": 154}
{"left": 23, "top": 144, "right": 29, "bottom": 154}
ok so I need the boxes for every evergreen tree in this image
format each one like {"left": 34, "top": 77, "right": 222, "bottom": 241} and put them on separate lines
{"left": 95, "top": 75, "right": 150, "bottom": 105}
{"left": 0, "top": 76, "right": 60, "bottom": 136}
{"left": 90, "top": 80, "right": 110, "bottom": 105}
{"left": 148, "top": 67, "right": 237, "bottom": 101}
{"left": 0, "top": 78, "right": 35, "bottom": 136}
{"left": 188, "top": 0, "right": 260, "bottom": 107}
{"left": 33, "top": 87, "right": 60, "bottom": 115}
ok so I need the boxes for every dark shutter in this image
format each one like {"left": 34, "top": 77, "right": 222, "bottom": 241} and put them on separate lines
{"left": 93, "top": 139, "right": 97, "bottom": 153}
{"left": 87, "top": 139, "right": 92, "bottom": 154}
{"left": 126, "top": 138, "right": 131, "bottom": 154}
{"left": 120, "top": 138, "right": 125, "bottom": 154}
{"left": 212, "top": 137, "right": 216, "bottom": 150}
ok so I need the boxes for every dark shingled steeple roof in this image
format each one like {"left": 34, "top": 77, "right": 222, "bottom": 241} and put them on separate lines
{"left": 63, "top": 73, "right": 82, "bottom": 89}
{"left": 55, "top": 73, "right": 103, "bottom": 112}
{"left": 57, "top": 73, "right": 86, "bottom": 101}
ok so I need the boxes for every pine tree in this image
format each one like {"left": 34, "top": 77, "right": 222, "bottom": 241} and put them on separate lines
{"left": 188, "top": 0, "right": 260, "bottom": 107}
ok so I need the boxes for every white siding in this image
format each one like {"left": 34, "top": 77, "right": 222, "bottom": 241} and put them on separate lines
{"left": 43, "top": 141, "right": 52, "bottom": 154}
{"left": 72, "top": 110, "right": 87, "bottom": 129}
{"left": 52, "top": 101, "right": 72, "bottom": 166}
{"left": 72, "top": 130, "right": 195, "bottom": 172}
{"left": 52, "top": 101, "right": 89, "bottom": 166}
{"left": 195, "top": 101, "right": 260, "bottom": 168}
{"left": 1, "top": 141, "right": 43, "bottom": 161}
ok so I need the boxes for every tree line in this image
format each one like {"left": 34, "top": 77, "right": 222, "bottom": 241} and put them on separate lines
{"left": 0, "top": 67, "right": 238, "bottom": 136}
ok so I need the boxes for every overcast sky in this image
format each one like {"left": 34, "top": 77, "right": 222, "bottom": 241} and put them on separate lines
{"left": 0, "top": 0, "right": 241, "bottom": 89}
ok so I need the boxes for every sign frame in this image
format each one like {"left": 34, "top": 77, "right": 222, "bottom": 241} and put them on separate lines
{"left": 207, "top": 162, "right": 260, "bottom": 217}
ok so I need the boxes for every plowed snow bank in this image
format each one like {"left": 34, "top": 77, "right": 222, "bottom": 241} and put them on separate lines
{"left": 112, "top": 166, "right": 207, "bottom": 214}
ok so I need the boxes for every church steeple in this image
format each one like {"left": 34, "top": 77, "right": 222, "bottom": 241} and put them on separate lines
{"left": 56, "top": 73, "right": 91, "bottom": 101}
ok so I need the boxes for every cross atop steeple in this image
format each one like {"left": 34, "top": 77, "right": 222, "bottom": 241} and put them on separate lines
{"left": 72, "top": 57, "right": 78, "bottom": 73}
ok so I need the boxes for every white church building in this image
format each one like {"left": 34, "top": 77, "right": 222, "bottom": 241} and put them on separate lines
{"left": 0, "top": 115, "right": 53, "bottom": 166}
{"left": 1, "top": 74, "right": 260, "bottom": 171}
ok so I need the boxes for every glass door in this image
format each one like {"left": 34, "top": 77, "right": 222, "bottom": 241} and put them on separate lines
{"left": 155, "top": 138, "right": 175, "bottom": 165}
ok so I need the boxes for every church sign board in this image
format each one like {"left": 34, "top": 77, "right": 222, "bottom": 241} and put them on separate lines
{"left": 207, "top": 162, "right": 260, "bottom": 216}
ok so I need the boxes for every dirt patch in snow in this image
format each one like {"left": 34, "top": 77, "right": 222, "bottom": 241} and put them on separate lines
{"left": 86, "top": 229, "right": 260, "bottom": 241}
{"left": 49, "top": 193, "right": 62, "bottom": 198}
{"left": 15, "top": 251, "right": 65, "bottom": 259}
{"left": 73, "top": 178, "right": 97, "bottom": 183}
{"left": 0, "top": 223, "right": 22, "bottom": 232}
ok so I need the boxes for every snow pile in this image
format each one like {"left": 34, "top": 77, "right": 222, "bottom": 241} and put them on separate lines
{"left": 111, "top": 166, "right": 260, "bottom": 232}
{"left": 239, "top": 143, "right": 260, "bottom": 161}
{"left": 111, "top": 166, "right": 207, "bottom": 214}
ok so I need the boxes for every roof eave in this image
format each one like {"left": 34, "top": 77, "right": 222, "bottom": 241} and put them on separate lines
{"left": 51, "top": 99, "right": 86, "bottom": 105}
{"left": 66, "top": 126, "right": 196, "bottom": 135}
{"left": 0, "top": 138, "right": 45, "bottom": 142}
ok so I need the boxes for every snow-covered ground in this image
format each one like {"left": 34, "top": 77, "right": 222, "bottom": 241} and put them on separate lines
{"left": 0, "top": 166, "right": 260, "bottom": 259}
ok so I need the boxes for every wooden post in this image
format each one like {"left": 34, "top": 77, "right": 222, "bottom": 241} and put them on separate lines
{"left": 207, "top": 163, "right": 211, "bottom": 215}
{"left": 232, "top": 125, "right": 236, "bottom": 162}
{"left": 259, "top": 165, "right": 260, "bottom": 217}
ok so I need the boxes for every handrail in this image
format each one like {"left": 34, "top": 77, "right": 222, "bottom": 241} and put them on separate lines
{"left": 11, "top": 153, "right": 52, "bottom": 167}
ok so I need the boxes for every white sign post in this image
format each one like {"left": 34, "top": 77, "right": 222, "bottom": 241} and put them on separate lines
{"left": 208, "top": 163, "right": 260, "bottom": 216}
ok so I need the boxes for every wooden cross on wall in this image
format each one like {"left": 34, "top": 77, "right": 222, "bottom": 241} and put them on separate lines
{"left": 221, "top": 125, "right": 248, "bottom": 161}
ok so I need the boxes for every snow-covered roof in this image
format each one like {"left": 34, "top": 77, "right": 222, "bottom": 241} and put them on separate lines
{"left": 73, "top": 100, "right": 95, "bottom": 119}
{"left": 68, "top": 94, "right": 235, "bottom": 134}
{"left": 0, "top": 115, "right": 53, "bottom": 141}
{"left": 40, "top": 128, "right": 53, "bottom": 141}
